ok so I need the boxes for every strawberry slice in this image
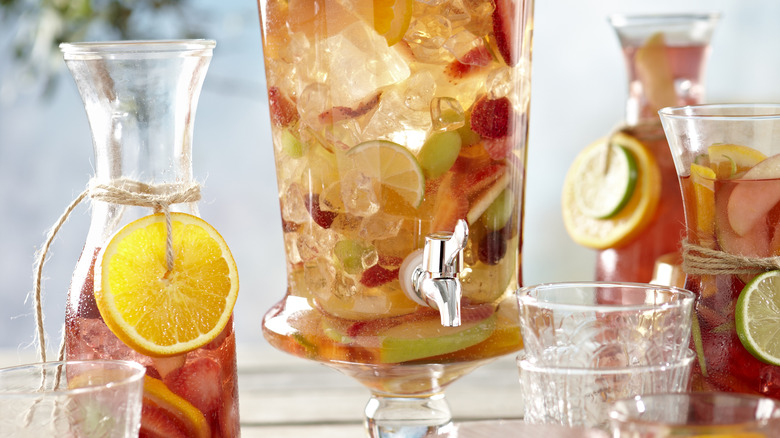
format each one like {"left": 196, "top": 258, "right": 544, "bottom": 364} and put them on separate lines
{"left": 492, "top": 0, "right": 517, "bottom": 66}
{"left": 445, "top": 45, "right": 493, "bottom": 79}
{"left": 164, "top": 358, "right": 223, "bottom": 418}
{"left": 305, "top": 193, "right": 338, "bottom": 229}
{"left": 318, "top": 92, "right": 381, "bottom": 125}
{"left": 360, "top": 264, "right": 400, "bottom": 287}
{"left": 268, "top": 86, "right": 298, "bottom": 127}
{"left": 470, "top": 95, "right": 512, "bottom": 139}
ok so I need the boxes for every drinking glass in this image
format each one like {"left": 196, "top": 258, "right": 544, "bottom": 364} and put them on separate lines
{"left": 517, "top": 282, "right": 695, "bottom": 366}
{"left": 609, "top": 392, "right": 780, "bottom": 437}
{"left": 660, "top": 104, "right": 780, "bottom": 397}
{"left": 0, "top": 360, "right": 145, "bottom": 437}
{"left": 518, "top": 349, "right": 694, "bottom": 429}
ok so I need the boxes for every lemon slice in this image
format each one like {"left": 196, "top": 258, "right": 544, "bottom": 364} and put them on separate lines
{"left": 562, "top": 133, "right": 661, "bottom": 249}
{"left": 345, "top": 140, "right": 425, "bottom": 208}
{"left": 735, "top": 270, "right": 780, "bottom": 366}
{"left": 95, "top": 212, "right": 239, "bottom": 357}
{"left": 372, "top": 0, "right": 413, "bottom": 46}
{"left": 708, "top": 143, "right": 766, "bottom": 179}
{"left": 572, "top": 142, "right": 638, "bottom": 219}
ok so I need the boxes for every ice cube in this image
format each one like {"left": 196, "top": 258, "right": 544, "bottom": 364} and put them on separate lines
{"left": 431, "top": 96, "right": 465, "bottom": 132}
{"left": 281, "top": 183, "right": 312, "bottom": 224}
{"left": 362, "top": 89, "right": 431, "bottom": 152}
{"left": 302, "top": 21, "right": 410, "bottom": 108}
{"left": 359, "top": 212, "right": 403, "bottom": 241}
{"left": 340, "top": 169, "right": 380, "bottom": 217}
{"left": 404, "top": 71, "right": 437, "bottom": 112}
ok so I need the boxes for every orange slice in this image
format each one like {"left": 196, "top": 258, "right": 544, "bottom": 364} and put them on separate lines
{"left": 562, "top": 133, "right": 662, "bottom": 249}
{"left": 95, "top": 212, "right": 239, "bottom": 357}
{"left": 142, "top": 376, "right": 210, "bottom": 438}
{"left": 372, "top": 0, "right": 413, "bottom": 46}
{"left": 707, "top": 143, "right": 766, "bottom": 179}
{"left": 690, "top": 163, "right": 716, "bottom": 246}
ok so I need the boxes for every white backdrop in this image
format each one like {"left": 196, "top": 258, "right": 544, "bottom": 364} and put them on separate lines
{"left": 1, "top": 0, "right": 779, "bottom": 354}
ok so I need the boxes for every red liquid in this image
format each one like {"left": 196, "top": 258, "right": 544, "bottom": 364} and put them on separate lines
{"left": 596, "top": 45, "right": 710, "bottom": 283}
{"left": 66, "top": 250, "right": 240, "bottom": 437}
{"left": 681, "top": 176, "right": 780, "bottom": 398}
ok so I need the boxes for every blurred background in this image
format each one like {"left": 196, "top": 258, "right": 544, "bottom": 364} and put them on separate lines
{"left": 0, "top": 0, "right": 779, "bottom": 355}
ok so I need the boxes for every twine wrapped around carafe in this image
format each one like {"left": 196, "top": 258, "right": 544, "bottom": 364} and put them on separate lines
{"left": 31, "top": 179, "right": 201, "bottom": 363}
{"left": 681, "top": 239, "right": 780, "bottom": 276}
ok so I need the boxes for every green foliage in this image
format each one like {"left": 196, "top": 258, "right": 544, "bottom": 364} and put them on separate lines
{"left": 1, "top": 0, "right": 206, "bottom": 97}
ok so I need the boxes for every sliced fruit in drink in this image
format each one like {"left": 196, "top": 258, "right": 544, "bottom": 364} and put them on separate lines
{"left": 95, "top": 212, "right": 239, "bottom": 357}
{"left": 164, "top": 358, "right": 223, "bottom": 417}
{"left": 727, "top": 153, "right": 780, "bottom": 236}
{"left": 371, "top": 0, "right": 413, "bottom": 47}
{"left": 735, "top": 270, "right": 780, "bottom": 366}
{"left": 708, "top": 143, "right": 766, "bottom": 179}
{"left": 480, "top": 188, "right": 515, "bottom": 231}
{"left": 562, "top": 133, "right": 661, "bottom": 249}
{"left": 345, "top": 140, "right": 425, "bottom": 208}
{"left": 715, "top": 181, "right": 771, "bottom": 260}
{"left": 379, "top": 310, "right": 497, "bottom": 363}
{"left": 417, "top": 131, "right": 462, "bottom": 179}
{"left": 572, "top": 142, "right": 638, "bottom": 219}
{"left": 690, "top": 163, "right": 716, "bottom": 243}
{"left": 635, "top": 32, "right": 676, "bottom": 111}
{"left": 142, "top": 376, "right": 210, "bottom": 438}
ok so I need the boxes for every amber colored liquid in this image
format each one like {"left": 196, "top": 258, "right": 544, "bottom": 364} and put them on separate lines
{"left": 680, "top": 176, "right": 780, "bottom": 398}
{"left": 596, "top": 45, "right": 709, "bottom": 283}
{"left": 66, "top": 250, "right": 240, "bottom": 437}
{"left": 258, "top": 0, "right": 530, "bottom": 392}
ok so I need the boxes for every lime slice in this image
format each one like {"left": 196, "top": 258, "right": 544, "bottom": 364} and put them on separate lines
{"left": 708, "top": 143, "right": 766, "bottom": 179}
{"left": 572, "top": 142, "right": 638, "bottom": 219}
{"left": 562, "top": 132, "right": 661, "bottom": 250}
{"left": 735, "top": 270, "right": 780, "bottom": 365}
{"left": 345, "top": 140, "right": 425, "bottom": 208}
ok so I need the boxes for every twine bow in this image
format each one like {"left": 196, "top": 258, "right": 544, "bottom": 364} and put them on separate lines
{"left": 31, "top": 178, "right": 201, "bottom": 363}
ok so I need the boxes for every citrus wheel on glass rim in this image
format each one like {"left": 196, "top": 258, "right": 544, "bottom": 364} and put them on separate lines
{"left": 94, "top": 212, "right": 239, "bottom": 357}
{"left": 562, "top": 132, "right": 661, "bottom": 250}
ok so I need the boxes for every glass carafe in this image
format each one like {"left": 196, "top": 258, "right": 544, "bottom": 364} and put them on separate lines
{"left": 61, "top": 41, "right": 240, "bottom": 437}
{"left": 575, "top": 14, "right": 719, "bottom": 284}
{"left": 660, "top": 104, "right": 780, "bottom": 399}
{"left": 256, "top": 0, "right": 534, "bottom": 434}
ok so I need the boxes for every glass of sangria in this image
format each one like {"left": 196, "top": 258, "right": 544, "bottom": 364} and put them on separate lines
{"left": 60, "top": 41, "right": 241, "bottom": 437}
{"left": 563, "top": 14, "right": 719, "bottom": 285}
{"left": 256, "top": 0, "right": 534, "bottom": 434}
{"left": 660, "top": 104, "right": 780, "bottom": 398}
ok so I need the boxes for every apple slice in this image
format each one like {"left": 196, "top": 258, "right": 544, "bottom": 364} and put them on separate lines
{"left": 379, "top": 313, "right": 497, "bottom": 364}
{"left": 716, "top": 182, "right": 771, "bottom": 258}
{"left": 727, "top": 153, "right": 780, "bottom": 236}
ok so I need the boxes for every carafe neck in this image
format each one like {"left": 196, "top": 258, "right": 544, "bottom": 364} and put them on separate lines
{"left": 609, "top": 14, "right": 719, "bottom": 126}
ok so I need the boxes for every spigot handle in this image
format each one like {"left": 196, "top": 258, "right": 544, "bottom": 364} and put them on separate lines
{"left": 423, "top": 219, "right": 469, "bottom": 276}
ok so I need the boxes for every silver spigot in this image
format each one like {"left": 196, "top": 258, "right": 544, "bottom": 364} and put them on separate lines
{"left": 399, "top": 220, "right": 468, "bottom": 327}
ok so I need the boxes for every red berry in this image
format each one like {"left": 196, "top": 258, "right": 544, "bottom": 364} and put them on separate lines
{"left": 305, "top": 193, "right": 338, "bottom": 229}
{"left": 492, "top": 0, "right": 517, "bottom": 66}
{"left": 140, "top": 403, "right": 191, "bottom": 438}
{"left": 360, "top": 264, "right": 399, "bottom": 287}
{"left": 164, "top": 358, "right": 223, "bottom": 417}
{"left": 482, "top": 137, "right": 513, "bottom": 160}
{"left": 470, "top": 95, "right": 512, "bottom": 139}
{"left": 444, "top": 46, "right": 492, "bottom": 79}
{"left": 268, "top": 86, "right": 298, "bottom": 127}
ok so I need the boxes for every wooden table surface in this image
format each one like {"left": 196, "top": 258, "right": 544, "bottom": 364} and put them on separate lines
{"left": 0, "top": 343, "right": 606, "bottom": 437}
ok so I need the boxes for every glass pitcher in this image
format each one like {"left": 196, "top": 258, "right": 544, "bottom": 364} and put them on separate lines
{"left": 61, "top": 41, "right": 240, "bottom": 437}
{"left": 661, "top": 104, "right": 780, "bottom": 399}
{"left": 256, "top": 0, "right": 534, "bottom": 434}
{"left": 563, "top": 14, "right": 719, "bottom": 285}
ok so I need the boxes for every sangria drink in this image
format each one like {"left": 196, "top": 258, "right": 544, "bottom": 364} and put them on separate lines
{"left": 61, "top": 41, "right": 241, "bottom": 437}
{"left": 660, "top": 104, "right": 780, "bottom": 398}
{"left": 563, "top": 14, "right": 718, "bottom": 285}
{"left": 257, "top": 0, "right": 534, "bottom": 432}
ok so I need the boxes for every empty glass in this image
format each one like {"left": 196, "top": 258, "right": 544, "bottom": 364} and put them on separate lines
{"left": 517, "top": 282, "right": 695, "bottom": 366}
{"left": 518, "top": 349, "right": 694, "bottom": 429}
{"left": 609, "top": 392, "right": 780, "bottom": 437}
{"left": 0, "top": 360, "right": 145, "bottom": 437}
